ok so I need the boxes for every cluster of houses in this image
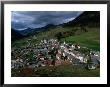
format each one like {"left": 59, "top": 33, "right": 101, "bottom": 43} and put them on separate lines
{"left": 11, "top": 38, "right": 100, "bottom": 70}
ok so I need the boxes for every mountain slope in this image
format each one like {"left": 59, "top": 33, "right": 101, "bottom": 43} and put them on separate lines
{"left": 17, "top": 24, "right": 56, "bottom": 36}
{"left": 63, "top": 11, "right": 100, "bottom": 27}
{"left": 11, "top": 11, "right": 100, "bottom": 40}
{"left": 11, "top": 28, "right": 24, "bottom": 41}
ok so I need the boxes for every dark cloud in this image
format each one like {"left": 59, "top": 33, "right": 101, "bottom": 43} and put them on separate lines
{"left": 11, "top": 11, "right": 83, "bottom": 30}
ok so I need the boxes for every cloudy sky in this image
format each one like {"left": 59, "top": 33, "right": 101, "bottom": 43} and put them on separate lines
{"left": 11, "top": 11, "right": 83, "bottom": 30}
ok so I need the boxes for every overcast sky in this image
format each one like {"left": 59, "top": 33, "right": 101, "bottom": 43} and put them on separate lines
{"left": 11, "top": 11, "right": 83, "bottom": 30}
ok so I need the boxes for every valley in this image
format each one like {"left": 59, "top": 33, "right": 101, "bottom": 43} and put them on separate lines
{"left": 11, "top": 11, "right": 100, "bottom": 77}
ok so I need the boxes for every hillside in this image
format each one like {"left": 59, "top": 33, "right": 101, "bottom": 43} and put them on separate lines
{"left": 11, "top": 28, "right": 24, "bottom": 41}
{"left": 61, "top": 28, "right": 100, "bottom": 51}
{"left": 63, "top": 11, "right": 100, "bottom": 27}
{"left": 11, "top": 11, "right": 100, "bottom": 41}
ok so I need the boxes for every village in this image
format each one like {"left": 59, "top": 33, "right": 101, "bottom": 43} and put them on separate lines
{"left": 11, "top": 38, "right": 100, "bottom": 71}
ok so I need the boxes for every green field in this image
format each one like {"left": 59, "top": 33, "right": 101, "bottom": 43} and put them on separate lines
{"left": 61, "top": 28, "right": 100, "bottom": 51}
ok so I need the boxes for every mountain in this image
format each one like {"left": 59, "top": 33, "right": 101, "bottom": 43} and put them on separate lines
{"left": 11, "top": 28, "right": 24, "bottom": 41}
{"left": 62, "top": 11, "right": 100, "bottom": 27}
{"left": 17, "top": 24, "right": 56, "bottom": 36}
{"left": 18, "top": 27, "right": 35, "bottom": 36}
{"left": 11, "top": 11, "right": 100, "bottom": 41}
{"left": 42, "top": 24, "right": 56, "bottom": 29}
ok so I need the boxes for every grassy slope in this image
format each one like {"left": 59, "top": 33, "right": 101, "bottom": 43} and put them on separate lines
{"left": 61, "top": 27, "right": 100, "bottom": 51}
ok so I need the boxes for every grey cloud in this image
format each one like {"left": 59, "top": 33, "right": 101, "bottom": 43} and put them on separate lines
{"left": 11, "top": 11, "right": 83, "bottom": 30}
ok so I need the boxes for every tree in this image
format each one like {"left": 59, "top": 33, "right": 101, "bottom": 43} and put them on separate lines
{"left": 55, "top": 32, "right": 63, "bottom": 40}
{"left": 80, "top": 24, "right": 88, "bottom": 32}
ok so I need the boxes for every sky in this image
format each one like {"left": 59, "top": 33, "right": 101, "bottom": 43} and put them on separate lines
{"left": 11, "top": 11, "right": 83, "bottom": 30}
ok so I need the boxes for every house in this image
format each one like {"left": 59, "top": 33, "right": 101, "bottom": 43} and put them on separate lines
{"left": 55, "top": 59, "right": 62, "bottom": 66}
{"left": 58, "top": 49, "right": 62, "bottom": 55}
{"left": 75, "top": 44, "right": 80, "bottom": 49}
{"left": 62, "top": 51, "right": 68, "bottom": 58}
{"left": 71, "top": 44, "right": 75, "bottom": 49}
{"left": 11, "top": 59, "right": 24, "bottom": 69}
{"left": 44, "top": 60, "right": 52, "bottom": 66}
{"left": 11, "top": 60, "right": 17, "bottom": 69}
{"left": 56, "top": 53, "right": 62, "bottom": 60}
{"left": 91, "top": 55, "right": 100, "bottom": 67}
{"left": 70, "top": 56, "right": 81, "bottom": 65}
{"left": 75, "top": 54, "right": 84, "bottom": 63}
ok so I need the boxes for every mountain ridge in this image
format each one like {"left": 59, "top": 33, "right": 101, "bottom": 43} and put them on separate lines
{"left": 11, "top": 11, "right": 100, "bottom": 41}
